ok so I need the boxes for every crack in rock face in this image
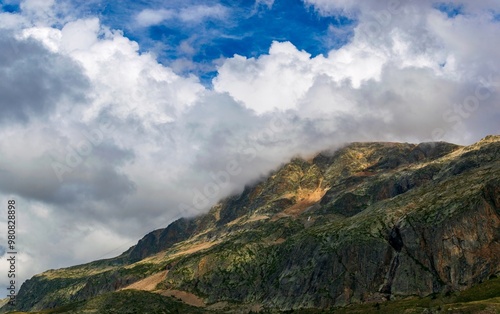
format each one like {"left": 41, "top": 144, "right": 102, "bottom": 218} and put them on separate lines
{"left": 389, "top": 226, "right": 404, "bottom": 252}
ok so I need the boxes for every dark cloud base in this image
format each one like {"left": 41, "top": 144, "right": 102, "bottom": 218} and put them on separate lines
{"left": 0, "top": 33, "right": 89, "bottom": 123}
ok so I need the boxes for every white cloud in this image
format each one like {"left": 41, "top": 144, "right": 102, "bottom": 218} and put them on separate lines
{"left": 214, "top": 41, "right": 316, "bottom": 113}
{"left": 60, "top": 18, "right": 100, "bottom": 53}
{"left": 135, "top": 4, "right": 228, "bottom": 27}
{"left": 135, "top": 9, "right": 174, "bottom": 27}
{"left": 0, "top": 12, "right": 28, "bottom": 29}
{"left": 19, "top": 0, "right": 75, "bottom": 26}
{"left": 255, "top": 0, "right": 275, "bottom": 9}
{"left": 20, "top": 0, "right": 55, "bottom": 21}
{"left": 20, "top": 26, "right": 62, "bottom": 51}
{"left": 178, "top": 4, "right": 228, "bottom": 23}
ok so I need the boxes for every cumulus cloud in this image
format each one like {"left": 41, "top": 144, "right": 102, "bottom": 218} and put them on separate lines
{"left": 214, "top": 41, "right": 316, "bottom": 113}
{"left": 215, "top": 1, "right": 500, "bottom": 142}
{"left": 0, "top": 0, "right": 499, "bottom": 294}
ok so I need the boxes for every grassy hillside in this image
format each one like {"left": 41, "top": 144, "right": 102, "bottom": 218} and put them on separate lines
{"left": 6, "top": 290, "right": 206, "bottom": 314}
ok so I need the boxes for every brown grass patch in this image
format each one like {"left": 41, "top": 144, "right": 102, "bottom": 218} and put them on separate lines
{"left": 121, "top": 271, "right": 167, "bottom": 291}
{"left": 157, "top": 289, "right": 205, "bottom": 307}
{"left": 272, "top": 187, "right": 327, "bottom": 221}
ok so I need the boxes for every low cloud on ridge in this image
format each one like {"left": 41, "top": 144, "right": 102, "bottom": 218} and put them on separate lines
{"left": 0, "top": 0, "right": 499, "bottom": 290}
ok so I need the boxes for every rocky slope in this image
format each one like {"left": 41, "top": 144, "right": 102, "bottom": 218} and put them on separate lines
{"left": 3, "top": 135, "right": 500, "bottom": 313}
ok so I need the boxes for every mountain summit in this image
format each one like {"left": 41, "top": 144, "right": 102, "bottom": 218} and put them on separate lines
{"left": 4, "top": 135, "right": 500, "bottom": 313}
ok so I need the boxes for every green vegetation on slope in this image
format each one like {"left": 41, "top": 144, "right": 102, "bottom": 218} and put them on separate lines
{"left": 6, "top": 290, "right": 206, "bottom": 314}
{"left": 3, "top": 135, "right": 499, "bottom": 313}
{"left": 6, "top": 276, "right": 500, "bottom": 313}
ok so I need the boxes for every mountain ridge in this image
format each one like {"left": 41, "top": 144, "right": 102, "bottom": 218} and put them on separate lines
{"left": 3, "top": 135, "right": 499, "bottom": 313}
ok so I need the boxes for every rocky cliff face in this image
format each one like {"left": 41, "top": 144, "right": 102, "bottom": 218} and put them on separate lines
{"left": 4, "top": 135, "right": 500, "bottom": 313}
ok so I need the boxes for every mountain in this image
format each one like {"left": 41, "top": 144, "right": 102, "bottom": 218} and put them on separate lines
{"left": 3, "top": 135, "right": 500, "bottom": 313}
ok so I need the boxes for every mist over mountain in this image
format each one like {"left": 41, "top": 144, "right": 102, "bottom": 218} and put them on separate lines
{"left": 2, "top": 135, "right": 499, "bottom": 313}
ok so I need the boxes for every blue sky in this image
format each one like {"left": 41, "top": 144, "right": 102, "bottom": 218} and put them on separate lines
{"left": 94, "top": 0, "right": 353, "bottom": 83}
{"left": 433, "top": 2, "right": 464, "bottom": 18}
{"left": 0, "top": 2, "right": 18, "bottom": 13}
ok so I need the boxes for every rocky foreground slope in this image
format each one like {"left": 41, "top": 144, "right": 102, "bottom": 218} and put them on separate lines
{"left": 3, "top": 135, "right": 500, "bottom": 313}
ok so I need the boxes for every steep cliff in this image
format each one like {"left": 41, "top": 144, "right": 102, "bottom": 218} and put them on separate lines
{"left": 3, "top": 135, "right": 499, "bottom": 313}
